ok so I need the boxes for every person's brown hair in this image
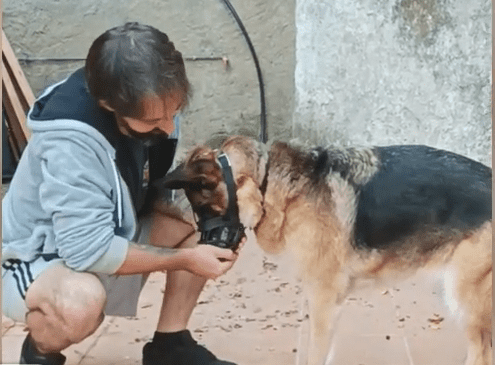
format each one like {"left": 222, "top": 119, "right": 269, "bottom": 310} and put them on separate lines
{"left": 85, "top": 22, "right": 191, "bottom": 117}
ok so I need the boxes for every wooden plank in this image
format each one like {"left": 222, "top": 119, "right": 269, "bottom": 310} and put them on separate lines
{"left": 2, "top": 61, "right": 29, "bottom": 151}
{"left": 4, "top": 118, "right": 21, "bottom": 162}
{"left": 1, "top": 2, "right": 3, "bottom": 122}
{"left": 1, "top": 1, "right": 4, "bottom": 177}
{"left": 3, "top": 102, "right": 27, "bottom": 158}
{"left": 2, "top": 30, "right": 35, "bottom": 109}
{"left": 2, "top": 108, "right": 26, "bottom": 158}
{"left": 2, "top": 27, "right": 35, "bottom": 161}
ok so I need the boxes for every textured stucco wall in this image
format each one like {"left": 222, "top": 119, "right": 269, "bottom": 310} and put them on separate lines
{"left": 294, "top": 0, "right": 491, "bottom": 165}
{"left": 2, "top": 0, "right": 295, "bottom": 157}
{"left": 3, "top": 1, "right": 491, "bottom": 165}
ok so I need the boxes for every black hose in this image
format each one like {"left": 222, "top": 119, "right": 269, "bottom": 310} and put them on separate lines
{"left": 220, "top": 0, "right": 267, "bottom": 143}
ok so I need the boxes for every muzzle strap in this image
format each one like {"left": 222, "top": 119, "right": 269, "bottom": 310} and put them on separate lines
{"left": 218, "top": 154, "right": 239, "bottom": 218}
{"left": 197, "top": 154, "right": 245, "bottom": 250}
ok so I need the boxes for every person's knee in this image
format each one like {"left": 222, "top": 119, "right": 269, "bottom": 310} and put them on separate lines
{"left": 57, "top": 272, "right": 106, "bottom": 341}
{"left": 27, "top": 269, "right": 107, "bottom": 345}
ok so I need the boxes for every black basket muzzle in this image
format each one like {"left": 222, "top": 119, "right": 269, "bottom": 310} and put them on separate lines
{"left": 196, "top": 154, "right": 245, "bottom": 250}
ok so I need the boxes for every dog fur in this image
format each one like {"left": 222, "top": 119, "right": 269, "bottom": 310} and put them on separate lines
{"left": 159, "top": 135, "right": 492, "bottom": 365}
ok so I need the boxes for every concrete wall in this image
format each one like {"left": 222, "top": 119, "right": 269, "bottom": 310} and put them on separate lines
{"left": 294, "top": 0, "right": 492, "bottom": 165}
{"left": 3, "top": 0, "right": 491, "bottom": 165}
{"left": 2, "top": 0, "right": 295, "bottom": 157}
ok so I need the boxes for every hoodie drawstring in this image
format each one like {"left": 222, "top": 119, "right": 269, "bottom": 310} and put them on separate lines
{"left": 108, "top": 152, "right": 123, "bottom": 228}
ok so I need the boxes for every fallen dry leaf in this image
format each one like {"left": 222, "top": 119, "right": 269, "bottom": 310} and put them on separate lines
{"left": 427, "top": 313, "right": 444, "bottom": 330}
{"left": 297, "top": 314, "right": 309, "bottom": 322}
{"left": 262, "top": 257, "right": 278, "bottom": 271}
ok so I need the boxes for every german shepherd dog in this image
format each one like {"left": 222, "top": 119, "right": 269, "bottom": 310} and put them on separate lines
{"left": 159, "top": 135, "right": 492, "bottom": 365}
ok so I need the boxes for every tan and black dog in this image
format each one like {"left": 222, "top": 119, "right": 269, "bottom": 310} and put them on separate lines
{"left": 159, "top": 135, "right": 492, "bottom": 365}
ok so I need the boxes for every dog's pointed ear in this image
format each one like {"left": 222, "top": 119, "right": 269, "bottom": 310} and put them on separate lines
{"left": 157, "top": 163, "right": 191, "bottom": 190}
{"left": 190, "top": 148, "right": 217, "bottom": 164}
{"left": 155, "top": 146, "right": 221, "bottom": 190}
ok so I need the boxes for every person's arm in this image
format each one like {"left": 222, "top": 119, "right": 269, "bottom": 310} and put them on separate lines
{"left": 115, "top": 241, "right": 238, "bottom": 279}
{"left": 39, "top": 135, "right": 131, "bottom": 273}
{"left": 38, "top": 134, "right": 239, "bottom": 279}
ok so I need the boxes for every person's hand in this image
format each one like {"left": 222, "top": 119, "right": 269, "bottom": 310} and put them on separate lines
{"left": 182, "top": 244, "right": 239, "bottom": 279}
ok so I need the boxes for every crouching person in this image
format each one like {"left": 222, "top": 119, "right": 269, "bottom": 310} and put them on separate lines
{"left": 2, "top": 22, "right": 241, "bottom": 365}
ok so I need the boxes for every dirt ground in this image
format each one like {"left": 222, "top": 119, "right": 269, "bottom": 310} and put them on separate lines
{"left": 1, "top": 183, "right": 472, "bottom": 364}
{"left": 2, "top": 226, "right": 470, "bottom": 365}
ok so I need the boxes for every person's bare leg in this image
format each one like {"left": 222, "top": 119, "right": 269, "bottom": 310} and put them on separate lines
{"left": 24, "top": 262, "right": 106, "bottom": 353}
{"left": 145, "top": 211, "right": 207, "bottom": 332}
{"left": 142, "top": 208, "right": 238, "bottom": 364}
{"left": 157, "top": 236, "right": 207, "bottom": 332}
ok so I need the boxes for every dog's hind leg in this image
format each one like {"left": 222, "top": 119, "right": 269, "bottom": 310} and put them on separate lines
{"left": 448, "top": 223, "right": 492, "bottom": 365}
{"left": 462, "top": 268, "right": 492, "bottom": 365}
{"left": 464, "top": 328, "right": 492, "bottom": 365}
{"left": 305, "top": 277, "right": 351, "bottom": 365}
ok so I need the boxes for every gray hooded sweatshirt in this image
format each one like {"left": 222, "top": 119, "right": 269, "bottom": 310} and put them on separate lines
{"left": 2, "top": 68, "right": 178, "bottom": 274}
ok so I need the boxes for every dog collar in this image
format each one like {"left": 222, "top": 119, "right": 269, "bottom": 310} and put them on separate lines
{"left": 196, "top": 153, "right": 245, "bottom": 250}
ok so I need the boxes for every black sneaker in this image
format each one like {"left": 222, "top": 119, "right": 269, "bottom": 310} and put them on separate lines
{"left": 19, "top": 334, "right": 66, "bottom": 365}
{"left": 142, "top": 330, "right": 236, "bottom": 365}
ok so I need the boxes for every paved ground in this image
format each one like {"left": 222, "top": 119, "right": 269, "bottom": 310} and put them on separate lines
{"left": 2, "top": 228, "right": 469, "bottom": 365}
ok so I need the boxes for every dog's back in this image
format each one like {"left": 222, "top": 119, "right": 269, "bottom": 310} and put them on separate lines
{"left": 353, "top": 145, "right": 491, "bottom": 252}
